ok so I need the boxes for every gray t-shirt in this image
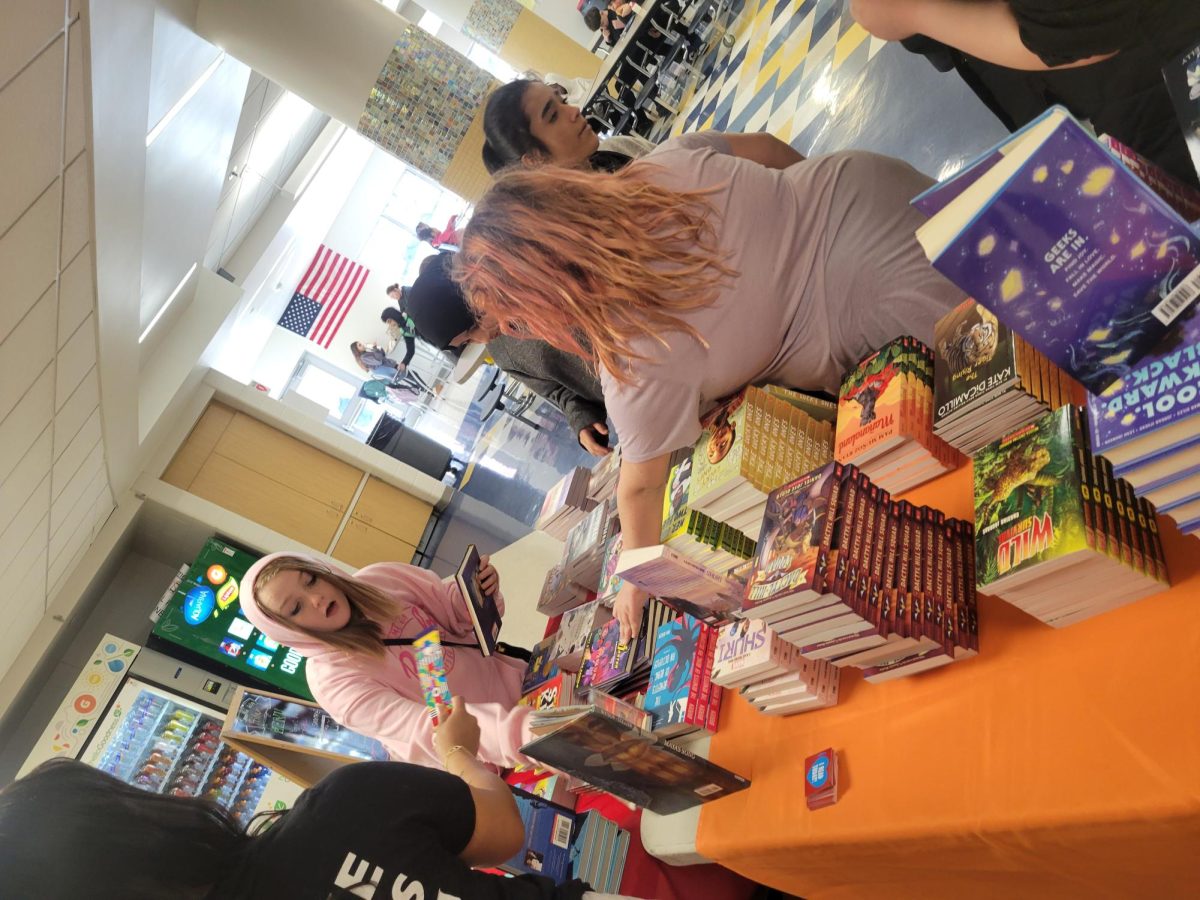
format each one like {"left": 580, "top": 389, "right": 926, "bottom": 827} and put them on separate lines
{"left": 601, "top": 131, "right": 964, "bottom": 463}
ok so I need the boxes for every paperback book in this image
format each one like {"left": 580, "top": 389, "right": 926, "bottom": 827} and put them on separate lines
{"left": 412, "top": 628, "right": 451, "bottom": 724}
{"left": 1163, "top": 39, "right": 1200, "bottom": 183}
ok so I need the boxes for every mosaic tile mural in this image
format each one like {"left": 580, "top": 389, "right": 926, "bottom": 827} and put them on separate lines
{"left": 462, "top": 0, "right": 524, "bottom": 54}
{"left": 357, "top": 26, "right": 498, "bottom": 182}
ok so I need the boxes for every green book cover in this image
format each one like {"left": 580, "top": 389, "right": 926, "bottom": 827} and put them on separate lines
{"left": 689, "top": 393, "right": 750, "bottom": 507}
{"left": 973, "top": 406, "right": 1087, "bottom": 586}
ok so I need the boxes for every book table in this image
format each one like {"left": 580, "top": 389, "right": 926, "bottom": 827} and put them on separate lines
{"left": 694, "top": 465, "right": 1200, "bottom": 899}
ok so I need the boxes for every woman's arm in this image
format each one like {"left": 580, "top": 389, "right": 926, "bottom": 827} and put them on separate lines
{"left": 720, "top": 132, "right": 805, "bottom": 169}
{"left": 435, "top": 697, "right": 524, "bottom": 867}
{"left": 612, "top": 451, "right": 673, "bottom": 640}
{"left": 398, "top": 335, "right": 416, "bottom": 368}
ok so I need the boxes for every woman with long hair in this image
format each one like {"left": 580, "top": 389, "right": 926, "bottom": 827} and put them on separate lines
{"left": 350, "top": 340, "right": 403, "bottom": 379}
{"left": 0, "top": 701, "right": 613, "bottom": 899}
{"left": 456, "top": 132, "right": 964, "bottom": 638}
{"left": 236, "top": 552, "right": 533, "bottom": 769}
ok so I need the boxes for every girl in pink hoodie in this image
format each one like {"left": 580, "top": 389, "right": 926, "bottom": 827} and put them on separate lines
{"left": 240, "top": 552, "right": 534, "bottom": 770}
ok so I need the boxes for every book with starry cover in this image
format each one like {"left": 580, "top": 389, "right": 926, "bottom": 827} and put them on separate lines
{"left": 914, "top": 106, "right": 1200, "bottom": 395}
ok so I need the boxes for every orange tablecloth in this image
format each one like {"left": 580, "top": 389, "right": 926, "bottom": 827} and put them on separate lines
{"left": 696, "top": 466, "right": 1200, "bottom": 899}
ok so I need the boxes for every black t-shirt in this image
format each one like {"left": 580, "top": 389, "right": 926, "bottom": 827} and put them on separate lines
{"left": 218, "top": 762, "right": 590, "bottom": 900}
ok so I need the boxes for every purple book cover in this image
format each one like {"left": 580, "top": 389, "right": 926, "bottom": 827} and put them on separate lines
{"left": 1086, "top": 304, "right": 1200, "bottom": 454}
{"left": 588, "top": 618, "right": 636, "bottom": 687}
{"left": 923, "top": 112, "right": 1200, "bottom": 394}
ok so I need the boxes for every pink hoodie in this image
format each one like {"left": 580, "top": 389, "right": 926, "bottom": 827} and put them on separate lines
{"left": 240, "top": 552, "right": 534, "bottom": 770}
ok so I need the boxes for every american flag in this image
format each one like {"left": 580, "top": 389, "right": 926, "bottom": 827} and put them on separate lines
{"left": 277, "top": 244, "right": 370, "bottom": 348}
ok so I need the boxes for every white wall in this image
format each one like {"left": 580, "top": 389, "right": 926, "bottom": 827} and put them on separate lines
{"left": 532, "top": 0, "right": 596, "bottom": 51}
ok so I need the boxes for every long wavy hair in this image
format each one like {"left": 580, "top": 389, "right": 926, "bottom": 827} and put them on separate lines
{"left": 454, "top": 164, "right": 737, "bottom": 383}
{"left": 252, "top": 555, "right": 397, "bottom": 658}
{"left": 0, "top": 758, "right": 247, "bottom": 899}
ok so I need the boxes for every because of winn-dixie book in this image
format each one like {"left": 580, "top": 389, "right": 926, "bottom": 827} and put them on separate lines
{"left": 914, "top": 105, "right": 1200, "bottom": 395}
{"left": 519, "top": 704, "right": 750, "bottom": 814}
{"left": 456, "top": 543, "right": 501, "bottom": 656}
{"left": 1086, "top": 303, "right": 1200, "bottom": 469}
{"left": 973, "top": 407, "right": 1087, "bottom": 589}
{"left": 1163, "top": 38, "right": 1200, "bottom": 183}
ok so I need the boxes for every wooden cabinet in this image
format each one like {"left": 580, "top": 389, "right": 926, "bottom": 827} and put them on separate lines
{"left": 162, "top": 402, "right": 433, "bottom": 560}
{"left": 332, "top": 518, "right": 416, "bottom": 569}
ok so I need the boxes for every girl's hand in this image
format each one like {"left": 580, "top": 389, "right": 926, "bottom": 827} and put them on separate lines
{"left": 478, "top": 556, "right": 500, "bottom": 597}
{"left": 434, "top": 697, "right": 481, "bottom": 759}
{"left": 613, "top": 582, "right": 648, "bottom": 643}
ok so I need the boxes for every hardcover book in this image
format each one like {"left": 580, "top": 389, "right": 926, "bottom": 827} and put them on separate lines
{"left": 520, "top": 705, "right": 750, "bottom": 814}
{"left": 914, "top": 106, "right": 1200, "bottom": 394}
{"left": 456, "top": 544, "right": 501, "bottom": 656}
{"left": 501, "top": 789, "right": 577, "bottom": 883}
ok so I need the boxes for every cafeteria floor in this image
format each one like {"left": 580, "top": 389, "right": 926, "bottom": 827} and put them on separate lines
{"left": 426, "top": 0, "right": 1016, "bottom": 569}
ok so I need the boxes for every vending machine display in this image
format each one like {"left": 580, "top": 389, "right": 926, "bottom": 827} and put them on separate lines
{"left": 83, "top": 680, "right": 272, "bottom": 827}
{"left": 151, "top": 537, "right": 313, "bottom": 700}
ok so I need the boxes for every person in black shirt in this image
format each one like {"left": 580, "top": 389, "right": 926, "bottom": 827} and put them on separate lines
{"left": 0, "top": 699, "right": 625, "bottom": 900}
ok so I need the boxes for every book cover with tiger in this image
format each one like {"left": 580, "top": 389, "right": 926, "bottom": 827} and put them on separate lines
{"left": 934, "top": 298, "right": 1019, "bottom": 424}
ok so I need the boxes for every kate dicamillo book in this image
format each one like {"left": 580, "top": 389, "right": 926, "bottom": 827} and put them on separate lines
{"left": 914, "top": 106, "right": 1200, "bottom": 394}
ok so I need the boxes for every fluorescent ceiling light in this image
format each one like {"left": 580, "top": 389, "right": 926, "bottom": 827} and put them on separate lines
{"left": 146, "top": 53, "right": 226, "bottom": 147}
{"left": 140, "top": 263, "right": 198, "bottom": 343}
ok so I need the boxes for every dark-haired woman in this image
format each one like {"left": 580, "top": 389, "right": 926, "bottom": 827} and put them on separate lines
{"left": 481, "top": 79, "right": 802, "bottom": 175}
{"left": 0, "top": 700, "right": 625, "bottom": 899}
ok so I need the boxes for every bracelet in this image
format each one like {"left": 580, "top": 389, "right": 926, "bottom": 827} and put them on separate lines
{"left": 441, "top": 744, "right": 474, "bottom": 772}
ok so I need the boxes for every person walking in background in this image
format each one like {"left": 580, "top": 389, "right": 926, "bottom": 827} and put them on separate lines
{"left": 416, "top": 216, "right": 463, "bottom": 251}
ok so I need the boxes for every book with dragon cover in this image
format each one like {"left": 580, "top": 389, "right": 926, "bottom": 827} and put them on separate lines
{"left": 914, "top": 106, "right": 1200, "bottom": 394}
{"left": 836, "top": 338, "right": 909, "bottom": 464}
{"left": 973, "top": 407, "right": 1088, "bottom": 588}
{"left": 743, "top": 463, "right": 840, "bottom": 612}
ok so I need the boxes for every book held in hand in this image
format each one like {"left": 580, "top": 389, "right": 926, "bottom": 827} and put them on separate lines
{"left": 455, "top": 544, "right": 501, "bottom": 656}
{"left": 914, "top": 106, "right": 1200, "bottom": 394}
{"left": 412, "top": 628, "right": 451, "bottom": 724}
{"left": 519, "top": 703, "right": 750, "bottom": 814}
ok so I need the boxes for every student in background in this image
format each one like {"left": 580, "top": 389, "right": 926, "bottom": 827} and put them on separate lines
{"left": 416, "top": 217, "right": 463, "bottom": 251}
{"left": 381, "top": 288, "right": 418, "bottom": 370}
{"left": 350, "top": 340, "right": 403, "bottom": 380}
{"left": 455, "top": 132, "right": 964, "bottom": 639}
{"left": 238, "top": 552, "right": 535, "bottom": 771}
{"left": 0, "top": 700, "right": 619, "bottom": 899}
{"left": 406, "top": 251, "right": 612, "bottom": 456}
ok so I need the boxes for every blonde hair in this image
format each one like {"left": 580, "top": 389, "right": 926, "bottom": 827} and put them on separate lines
{"left": 454, "top": 163, "right": 738, "bottom": 383}
{"left": 253, "top": 556, "right": 395, "bottom": 658}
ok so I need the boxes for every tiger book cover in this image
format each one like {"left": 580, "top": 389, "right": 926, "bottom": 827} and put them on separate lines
{"left": 934, "top": 299, "right": 1019, "bottom": 426}
{"left": 744, "top": 462, "right": 840, "bottom": 609}
{"left": 972, "top": 406, "right": 1089, "bottom": 588}
{"left": 836, "top": 338, "right": 910, "bottom": 464}
{"left": 914, "top": 105, "right": 1200, "bottom": 395}
{"left": 689, "top": 391, "right": 751, "bottom": 511}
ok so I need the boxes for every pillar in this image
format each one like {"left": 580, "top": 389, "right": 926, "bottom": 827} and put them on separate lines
{"left": 195, "top": 0, "right": 496, "bottom": 198}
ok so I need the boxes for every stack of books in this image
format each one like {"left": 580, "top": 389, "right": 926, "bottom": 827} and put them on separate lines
{"left": 835, "top": 336, "right": 961, "bottom": 494}
{"left": 974, "top": 406, "right": 1170, "bottom": 626}
{"left": 501, "top": 789, "right": 578, "bottom": 883}
{"left": 661, "top": 458, "right": 757, "bottom": 571}
{"left": 710, "top": 619, "right": 840, "bottom": 716}
{"left": 1097, "top": 134, "right": 1200, "bottom": 222}
{"left": 520, "top": 670, "right": 577, "bottom": 710}
{"left": 537, "top": 467, "right": 596, "bottom": 539}
{"left": 644, "top": 614, "right": 721, "bottom": 737}
{"left": 554, "top": 599, "right": 614, "bottom": 671}
{"left": 914, "top": 105, "right": 1200, "bottom": 398}
{"left": 561, "top": 499, "right": 617, "bottom": 601}
{"left": 934, "top": 298, "right": 1084, "bottom": 455}
{"left": 614, "top": 543, "right": 743, "bottom": 624}
{"left": 688, "top": 385, "right": 835, "bottom": 539}
{"left": 575, "top": 599, "right": 676, "bottom": 695}
{"left": 536, "top": 561, "right": 591, "bottom": 616}
{"left": 1087, "top": 304, "right": 1200, "bottom": 537}
{"left": 740, "top": 462, "right": 979, "bottom": 680}
{"left": 519, "top": 701, "right": 751, "bottom": 814}
{"left": 571, "top": 810, "right": 630, "bottom": 893}
{"left": 586, "top": 446, "right": 622, "bottom": 503}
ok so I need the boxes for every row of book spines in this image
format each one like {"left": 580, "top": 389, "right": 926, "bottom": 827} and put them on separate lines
{"left": 1014, "top": 332, "right": 1085, "bottom": 411}
{"left": 1071, "top": 410, "right": 1169, "bottom": 583}
{"left": 683, "top": 624, "right": 721, "bottom": 733}
{"left": 743, "top": 385, "right": 834, "bottom": 495}
{"left": 824, "top": 470, "right": 977, "bottom": 657}
{"left": 662, "top": 508, "right": 756, "bottom": 558}
{"left": 576, "top": 599, "right": 677, "bottom": 692}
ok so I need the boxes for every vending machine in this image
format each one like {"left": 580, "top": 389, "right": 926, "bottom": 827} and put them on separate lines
{"left": 21, "top": 639, "right": 302, "bottom": 824}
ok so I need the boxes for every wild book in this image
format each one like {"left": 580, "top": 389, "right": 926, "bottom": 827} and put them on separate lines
{"left": 519, "top": 704, "right": 750, "bottom": 814}
{"left": 914, "top": 106, "right": 1200, "bottom": 394}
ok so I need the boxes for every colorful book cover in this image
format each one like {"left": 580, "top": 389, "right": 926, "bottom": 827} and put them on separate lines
{"left": 502, "top": 789, "right": 577, "bottom": 883}
{"left": 917, "top": 107, "right": 1200, "bottom": 394}
{"left": 1162, "top": 39, "right": 1200, "bottom": 184}
{"left": 661, "top": 457, "right": 695, "bottom": 541}
{"left": 689, "top": 392, "right": 750, "bottom": 507}
{"left": 523, "top": 635, "right": 562, "bottom": 694}
{"left": 645, "top": 615, "right": 702, "bottom": 728}
{"left": 596, "top": 533, "right": 625, "bottom": 601}
{"left": 743, "top": 463, "right": 839, "bottom": 606}
{"left": 587, "top": 618, "right": 636, "bottom": 688}
{"left": 520, "top": 708, "right": 751, "bottom": 814}
{"left": 934, "top": 298, "right": 1019, "bottom": 423}
{"left": 973, "top": 407, "right": 1088, "bottom": 586}
{"left": 521, "top": 672, "right": 574, "bottom": 710}
{"left": 1085, "top": 304, "right": 1200, "bottom": 453}
{"left": 835, "top": 338, "right": 908, "bottom": 463}
{"left": 412, "top": 628, "right": 451, "bottom": 724}
{"left": 1098, "top": 134, "right": 1200, "bottom": 223}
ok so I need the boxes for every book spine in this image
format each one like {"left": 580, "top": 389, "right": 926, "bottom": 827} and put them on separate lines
{"left": 1097, "top": 455, "right": 1133, "bottom": 569}
{"left": 845, "top": 473, "right": 873, "bottom": 623}
{"left": 1073, "top": 418, "right": 1103, "bottom": 555}
{"left": 831, "top": 467, "right": 862, "bottom": 601}
{"left": 961, "top": 520, "right": 979, "bottom": 650}
{"left": 689, "top": 622, "right": 712, "bottom": 726}
{"left": 926, "top": 510, "right": 942, "bottom": 652}
{"left": 864, "top": 487, "right": 891, "bottom": 634}
{"left": 912, "top": 505, "right": 929, "bottom": 647}
{"left": 1117, "top": 476, "right": 1148, "bottom": 577}
{"left": 746, "top": 388, "right": 766, "bottom": 493}
{"left": 1137, "top": 496, "right": 1169, "bottom": 584}
{"left": 695, "top": 624, "right": 717, "bottom": 730}
{"left": 881, "top": 500, "right": 901, "bottom": 639}
{"left": 812, "top": 462, "right": 846, "bottom": 594}
{"left": 941, "top": 519, "right": 960, "bottom": 656}
{"left": 895, "top": 500, "right": 914, "bottom": 641}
